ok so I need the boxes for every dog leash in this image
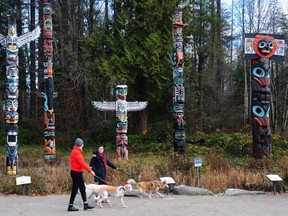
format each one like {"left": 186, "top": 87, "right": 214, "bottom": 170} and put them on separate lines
{"left": 117, "top": 169, "right": 132, "bottom": 176}
{"left": 94, "top": 175, "right": 110, "bottom": 185}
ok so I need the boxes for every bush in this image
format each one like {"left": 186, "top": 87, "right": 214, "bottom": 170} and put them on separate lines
{"left": 206, "top": 131, "right": 251, "bottom": 157}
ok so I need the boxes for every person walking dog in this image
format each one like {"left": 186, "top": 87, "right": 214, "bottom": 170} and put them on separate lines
{"left": 68, "top": 138, "right": 95, "bottom": 212}
{"left": 90, "top": 145, "right": 118, "bottom": 185}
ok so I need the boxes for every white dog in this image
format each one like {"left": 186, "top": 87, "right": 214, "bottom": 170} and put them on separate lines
{"left": 85, "top": 183, "right": 107, "bottom": 199}
{"left": 94, "top": 184, "right": 133, "bottom": 208}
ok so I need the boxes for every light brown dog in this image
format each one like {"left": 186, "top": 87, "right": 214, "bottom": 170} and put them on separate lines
{"left": 127, "top": 179, "right": 168, "bottom": 199}
{"left": 85, "top": 183, "right": 107, "bottom": 199}
{"left": 94, "top": 184, "right": 133, "bottom": 208}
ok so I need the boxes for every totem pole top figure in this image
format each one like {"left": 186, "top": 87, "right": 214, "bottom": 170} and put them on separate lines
{"left": 173, "top": 0, "right": 189, "bottom": 27}
{"left": 244, "top": 33, "right": 285, "bottom": 61}
{"left": 92, "top": 84, "right": 148, "bottom": 114}
{"left": 0, "top": 24, "right": 41, "bottom": 51}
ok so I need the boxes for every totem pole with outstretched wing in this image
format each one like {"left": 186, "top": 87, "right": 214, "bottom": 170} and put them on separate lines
{"left": 0, "top": 23, "right": 40, "bottom": 175}
{"left": 92, "top": 84, "right": 148, "bottom": 160}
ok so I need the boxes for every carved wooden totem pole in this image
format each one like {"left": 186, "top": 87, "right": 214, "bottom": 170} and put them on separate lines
{"left": 92, "top": 84, "right": 148, "bottom": 160}
{"left": 0, "top": 23, "right": 40, "bottom": 175}
{"left": 38, "top": 0, "right": 58, "bottom": 160}
{"left": 172, "top": 1, "right": 188, "bottom": 154}
{"left": 245, "top": 34, "right": 285, "bottom": 158}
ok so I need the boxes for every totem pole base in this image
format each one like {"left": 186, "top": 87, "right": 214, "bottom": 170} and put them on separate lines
{"left": 116, "top": 145, "right": 128, "bottom": 161}
{"left": 7, "top": 166, "right": 17, "bottom": 176}
{"left": 44, "top": 154, "right": 56, "bottom": 160}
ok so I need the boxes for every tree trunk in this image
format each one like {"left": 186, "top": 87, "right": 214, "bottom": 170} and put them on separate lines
{"left": 88, "top": 0, "right": 95, "bottom": 35}
{"left": 138, "top": 110, "right": 148, "bottom": 134}
{"left": 243, "top": 0, "right": 249, "bottom": 126}
{"left": 281, "top": 83, "right": 288, "bottom": 131}
{"left": 30, "top": 0, "right": 37, "bottom": 123}
{"left": 16, "top": 0, "right": 26, "bottom": 122}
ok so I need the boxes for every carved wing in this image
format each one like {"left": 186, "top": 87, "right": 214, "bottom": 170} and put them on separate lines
{"left": 178, "top": 0, "right": 189, "bottom": 9}
{"left": 127, "top": 101, "right": 148, "bottom": 111}
{"left": 91, "top": 101, "right": 116, "bottom": 111}
{"left": 0, "top": 33, "right": 5, "bottom": 47}
{"left": 18, "top": 26, "right": 41, "bottom": 48}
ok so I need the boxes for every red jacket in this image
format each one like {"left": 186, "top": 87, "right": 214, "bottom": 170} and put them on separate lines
{"left": 70, "top": 146, "right": 92, "bottom": 173}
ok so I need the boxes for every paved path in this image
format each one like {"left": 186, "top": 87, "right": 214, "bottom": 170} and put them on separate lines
{"left": 0, "top": 193, "right": 287, "bottom": 216}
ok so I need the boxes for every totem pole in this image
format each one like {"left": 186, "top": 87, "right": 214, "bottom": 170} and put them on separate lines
{"left": 0, "top": 23, "right": 40, "bottom": 175}
{"left": 245, "top": 34, "right": 285, "bottom": 158}
{"left": 172, "top": 0, "right": 189, "bottom": 154}
{"left": 38, "top": 1, "right": 57, "bottom": 160}
{"left": 92, "top": 84, "right": 148, "bottom": 160}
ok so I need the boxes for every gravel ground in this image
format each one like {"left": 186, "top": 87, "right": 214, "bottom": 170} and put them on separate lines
{"left": 0, "top": 192, "right": 287, "bottom": 216}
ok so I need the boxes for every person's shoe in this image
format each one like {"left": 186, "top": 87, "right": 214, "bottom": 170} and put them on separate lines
{"left": 68, "top": 205, "right": 79, "bottom": 211}
{"left": 84, "top": 203, "right": 95, "bottom": 210}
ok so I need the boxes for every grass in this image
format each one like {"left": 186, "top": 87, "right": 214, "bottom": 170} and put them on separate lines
{"left": 0, "top": 142, "right": 287, "bottom": 196}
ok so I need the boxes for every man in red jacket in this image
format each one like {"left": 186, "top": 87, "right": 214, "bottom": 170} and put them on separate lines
{"left": 68, "top": 138, "right": 96, "bottom": 212}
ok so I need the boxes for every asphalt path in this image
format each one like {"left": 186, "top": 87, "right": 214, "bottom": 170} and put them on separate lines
{"left": 0, "top": 193, "right": 287, "bottom": 216}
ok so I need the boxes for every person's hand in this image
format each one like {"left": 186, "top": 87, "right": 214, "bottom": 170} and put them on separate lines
{"left": 90, "top": 171, "right": 95, "bottom": 176}
{"left": 116, "top": 167, "right": 119, "bottom": 171}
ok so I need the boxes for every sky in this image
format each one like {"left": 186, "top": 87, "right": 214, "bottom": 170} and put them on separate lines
{"left": 222, "top": 0, "right": 288, "bottom": 14}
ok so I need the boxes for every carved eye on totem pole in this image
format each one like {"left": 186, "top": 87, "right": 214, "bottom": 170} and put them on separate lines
{"left": 258, "top": 39, "right": 273, "bottom": 55}
{"left": 253, "top": 35, "right": 277, "bottom": 58}
{"left": 252, "top": 66, "right": 270, "bottom": 86}
{"left": 252, "top": 105, "right": 270, "bottom": 127}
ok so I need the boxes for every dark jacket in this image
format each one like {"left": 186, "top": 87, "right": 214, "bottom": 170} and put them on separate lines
{"left": 89, "top": 151, "right": 117, "bottom": 184}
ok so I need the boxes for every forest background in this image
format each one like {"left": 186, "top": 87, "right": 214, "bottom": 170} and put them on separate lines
{"left": 0, "top": 0, "right": 288, "bottom": 195}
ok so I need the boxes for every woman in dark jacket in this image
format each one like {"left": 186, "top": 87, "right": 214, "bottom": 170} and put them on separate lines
{"left": 89, "top": 145, "right": 118, "bottom": 184}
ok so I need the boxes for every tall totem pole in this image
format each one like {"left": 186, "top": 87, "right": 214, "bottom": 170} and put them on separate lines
{"left": 244, "top": 34, "right": 285, "bottom": 158}
{"left": 92, "top": 84, "right": 148, "bottom": 160}
{"left": 0, "top": 23, "right": 40, "bottom": 175}
{"left": 172, "top": 1, "right": 189, "bottom": 154}
{"left": 38, "top": 0, "right": 57, "bottom": 160}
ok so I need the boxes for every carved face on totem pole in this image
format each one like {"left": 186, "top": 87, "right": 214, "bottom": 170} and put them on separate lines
{"left": 252, "top": 64, "right": 270, "bottom": 86}
{"left": 6, "top": 77, "right": 19, "bottom": 99}
{"left": 4, "top": 99, "right": 18, "bottom": 111}
{"left": 5, "top": 111, "right": 19, "bottom": 124}
{"left": 6, "top": 25, "right": 18, "bottom": 52}
{"left": 116, "top": 121, "right": 128, "bottom": 133}
{"left": 116, "top": 84, "right": 128, "bottom": 100}
{"left": 43, "top": 3, "right": 53, "bottom": 38}
{"left": 174, "top": 110, "right": 185, "bottom": 129}
{"left": 6, "top": 66, "right": 19, "bottom": 78}
{"left": 253, "top": 35, "right": 277, "bottom": 59}
{"left": 252, "top": 105, "right": 270, "bottom": 127}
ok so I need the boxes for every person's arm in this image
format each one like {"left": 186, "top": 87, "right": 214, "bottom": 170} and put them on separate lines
{"left": 107, "top": 158, "right": 117, "bottom": 169}
{"left": 76, "top": 151, "right": 93, "bottom": 173}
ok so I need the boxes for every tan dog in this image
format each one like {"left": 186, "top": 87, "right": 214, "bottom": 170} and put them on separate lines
{"left": 127, "top": 179, "right": 168, "bottom": 199}
{"left": 94, "top": 184, "right": 133, "bottom": 208}
{"left": 85, "top": 183, "right": 107, "bottom": 199}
